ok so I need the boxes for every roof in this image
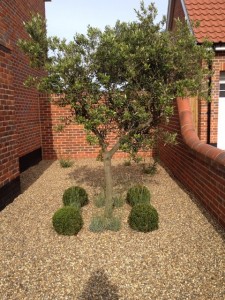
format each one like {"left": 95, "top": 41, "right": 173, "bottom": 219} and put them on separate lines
{"left": 167, "top": 0, "right": 225, "bottom": 44}
{"left": 185, "top": 0, "right": 225, "bottom": 43}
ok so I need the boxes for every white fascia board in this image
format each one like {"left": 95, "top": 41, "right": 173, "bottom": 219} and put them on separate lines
{"left": 215, "top": 46, "right": 225, "bottom": 51}
{"left": 166, "top": 0, "right": 172, "bottom": 30}
{"left": 180, "top": 0, "right": 194, "bottom": 34}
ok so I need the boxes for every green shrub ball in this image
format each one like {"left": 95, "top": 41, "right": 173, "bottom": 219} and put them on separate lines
{"left": 126, "top": 184, "right": 151, "bottom": 206}
{"left": 128, "top": 203, "right": 159, "bottom": 232}
{"left": 52, "top": 206, "right": 83, "bottom": 235}
{"left": 63, "top": 186, "right": 88, "bottom": 208}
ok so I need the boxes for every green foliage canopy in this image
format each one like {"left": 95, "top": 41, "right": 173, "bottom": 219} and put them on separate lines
{"left": 18, "top": 1, "right": 214, "bottom": 157}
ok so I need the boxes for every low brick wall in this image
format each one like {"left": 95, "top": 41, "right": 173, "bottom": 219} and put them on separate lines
{"left": 159, "top": 98, "right": 225, "bottom": 228}
{"left": 40, "top": 95, "right": 154, "bottom": 159}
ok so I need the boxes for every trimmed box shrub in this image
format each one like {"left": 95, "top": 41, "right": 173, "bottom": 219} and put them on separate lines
{"left": 52, "top": 206, "right": 83, "bottom": 235}
{"left": 128, "top": 203, "right": 158, "bottom": 232}
{"left": 126, "top": 184, "right": 151, "bottom": 206}
{"left": 63, "top": 186, "right": 88, "bottom": 208}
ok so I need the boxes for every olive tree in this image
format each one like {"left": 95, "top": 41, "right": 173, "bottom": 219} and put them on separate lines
{"left": 18, "top": 1, "right": 213, "bottom": 218}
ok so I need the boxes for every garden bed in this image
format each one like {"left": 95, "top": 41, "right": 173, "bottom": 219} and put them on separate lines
{"left": 0, "top": 159, "right": 224, "bottom": 299}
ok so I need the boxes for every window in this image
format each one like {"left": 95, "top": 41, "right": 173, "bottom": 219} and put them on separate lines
{"left": 219, "top": 71, "right": 225, "bottom": 97}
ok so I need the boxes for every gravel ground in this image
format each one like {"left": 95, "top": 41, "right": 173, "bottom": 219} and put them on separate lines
{"left": 0, "top": 159, "right": 224, "bottom": 300}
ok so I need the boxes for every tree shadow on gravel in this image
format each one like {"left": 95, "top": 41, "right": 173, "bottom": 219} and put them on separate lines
{"left": 20, "top": 160, "right": 54, "bottom": 192}
{"left": 78, "top": 269, "right": 119, "bottom": 300}
{"left": 68, "top": 162, "right": 160, "bottom": 192}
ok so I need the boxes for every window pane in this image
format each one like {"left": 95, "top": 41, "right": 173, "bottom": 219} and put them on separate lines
{"left": 219, "top": 91, "right": 225, "bottom": 97}
{"left": 220, "top": 71, "right": 225, "bottom": 81}
{"left": 220, "top": 83, "right": 225, "bottom": 90}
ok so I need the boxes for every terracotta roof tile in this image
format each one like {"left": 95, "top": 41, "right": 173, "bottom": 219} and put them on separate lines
{"left": 184, "top": 0, "right": 225, "bottom": 43}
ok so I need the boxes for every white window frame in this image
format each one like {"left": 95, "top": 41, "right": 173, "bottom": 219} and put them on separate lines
{"left": 217, "top": 71, "right": 225, "bottom": 149}
{"left": 219, "top": 71, "right": 225, "bottom": 98}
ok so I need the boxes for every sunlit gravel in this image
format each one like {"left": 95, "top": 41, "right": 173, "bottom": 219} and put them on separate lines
{"left": 0, "top": 159, "right": 224, "bottom": 300}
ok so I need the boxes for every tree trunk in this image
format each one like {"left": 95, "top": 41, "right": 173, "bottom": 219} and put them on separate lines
{"left": 103, "top": 151, "right": 113, "bottom": 218}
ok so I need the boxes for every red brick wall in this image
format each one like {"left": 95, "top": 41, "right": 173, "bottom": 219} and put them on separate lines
{"left": 159, "top": 98, "right": 225, "bottom": 229}
{"left": 0, "top": 0, "right": 46, "bottom": 158}
{"left": 170, "top": 0, "right": 185, "bottom": 30}
{"left": 0, "top": 0, "right": 47, "bottom": 161}
{"left": 0, "top": 0, "right": 47, "bottom": 205}
{"left": 197, "top": 98, "right": 208, "bottom": 142}
{"left": 193, "top": 55, "right": 225, "bottom": 145}
{"left": 0, "top": 45, "right": 19, "bottom": 188}
{"left": 40, "top": 95, "right": 153, "bottom": 159}
{"left": 40, "top": 95, "right": 100, "bottom": 159}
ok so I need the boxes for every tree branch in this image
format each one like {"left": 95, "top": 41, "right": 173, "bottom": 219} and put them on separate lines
{"left": 108, "top": 138, "right": 122, "bottom": 157}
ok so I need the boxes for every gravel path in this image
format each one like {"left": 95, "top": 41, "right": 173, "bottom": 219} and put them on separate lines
{"left": 0, "top": 159, "right": 224, "bottom": 300}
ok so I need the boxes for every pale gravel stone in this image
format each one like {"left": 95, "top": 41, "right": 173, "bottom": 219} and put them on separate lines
{"left": 0, "top": 159, "right": 224, "bottom": 300}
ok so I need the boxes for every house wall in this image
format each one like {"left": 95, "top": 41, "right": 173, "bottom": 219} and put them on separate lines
{"left": 159, "top": 98, "right": 225, "bottom": 229}
{"left": 0, "top": 44, "right": 20, "bottom": 209}
{"left": 168, "top": 0, "right": 224, "bottom": 147}
{"left": 6, "top": 0, "right": 46, "bottom": 160}
{"left": 169, "top": 0, "right": 185, "bottom": 30}
{"left": 0, "top": 0, "right": 47, "bottom": 209}
{"left": 161, "top": 0, "right": 225, "bottom": 229}
{"left": 168, "top": 0, "right": 208, "bottom": 142}
{"left": 210, "top": 52, "right": 225, "bottom": 145}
